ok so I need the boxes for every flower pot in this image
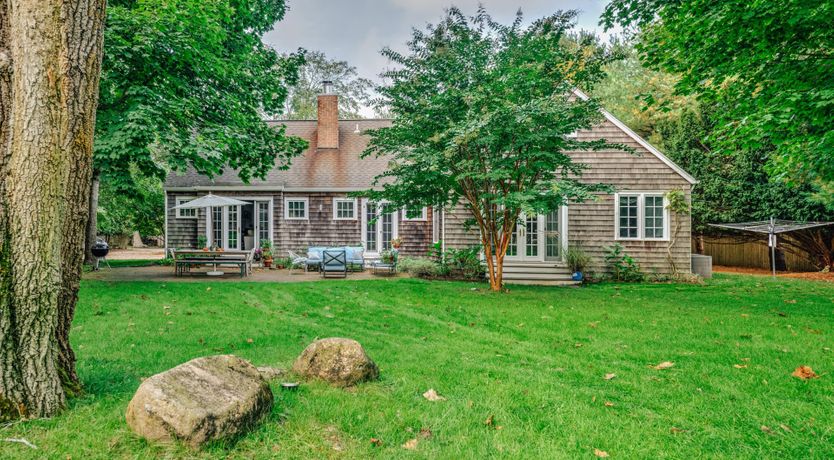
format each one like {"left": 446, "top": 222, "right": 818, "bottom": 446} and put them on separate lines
{"left": 571, "top": 271, "right": 584, "bottom": 282}
{"left": 264, "top": 258, "right": 273, "bottom": 268}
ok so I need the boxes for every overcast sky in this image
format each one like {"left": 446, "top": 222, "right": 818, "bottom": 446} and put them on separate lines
{"left": 264, "top": 1, "right": 615, "bottom": 116}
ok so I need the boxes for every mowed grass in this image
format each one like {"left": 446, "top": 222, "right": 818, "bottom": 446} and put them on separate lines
{"left": 1, "top": 275, "right": 833, "bottom": 459}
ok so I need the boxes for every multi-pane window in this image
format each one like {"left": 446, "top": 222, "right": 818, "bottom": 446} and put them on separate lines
{"left": 381, "top": 208, "right": 394, "bottom": 250}
{"left": 365, "top": 202, "right": 378, "bottom": 250}
{"left": 284, "top": 198, "right": 308, "bottom": 220}
{"left": 402, "top": 206, "right": 427, "bottom": 221}
{"left": 616, "top": 193, "right": 667, "bottom": 240}
{"left": 333, "top": 198, "right": 356, "bottom": 220}
{"left": 257, "top": 202, "right": 270, "bottom": 243}
{"left": 227, "top": 206, "right": 239, "bottom": 249}
{"left": 618, "top": 195, "right": 639, "bottom": 239}
{"left": 644, "top": 195, "right": 665, "bottom": 239}
{"left": 176, "top": 198, "right": 197, "bottom": 218}
{"left": 545, "top": 209, "right": 561, "bottom": 260}
{"left": 212, "top": 207, "right": 223, "bottom": 247}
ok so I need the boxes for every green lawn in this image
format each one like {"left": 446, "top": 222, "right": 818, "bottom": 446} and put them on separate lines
{"left": 2, "top": 275, "right": 833, "bottom": 458}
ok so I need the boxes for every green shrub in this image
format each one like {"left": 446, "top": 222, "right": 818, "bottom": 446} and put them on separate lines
{"left": 604, "top": 243, "right": 644, "bottom": 282}
{"left": 565, "top": 246, "right": 591, "bottom": 273}
{"left": 398, "top": 257, "right": 439, "bottom": 278}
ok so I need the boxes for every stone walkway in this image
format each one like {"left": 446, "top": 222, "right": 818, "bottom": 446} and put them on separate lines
{"left": 84, "top": 264, "right": 404, "bottom": 283}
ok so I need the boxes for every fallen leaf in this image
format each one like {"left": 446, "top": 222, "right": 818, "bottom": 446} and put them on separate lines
{"left": 370, "top": 438, "right": 382, "bottom": 447}
{"left": 594, "top": 448, "right": 609, "bottom": 458}
{"left": 246, "top": 338, "right": 254, "bottom": 344}
{"left": 734, "top": 364, "right": 748, "bottom": 369}
{"left": 653, "top": 361, "right": 675, "bottom": 370}
{"left": 604, "top": 373, "right": 617, "bottom": 380}
{"left": 419, "top": 428, "right": 432, "bottom": 439}
{"left": 574, "top": 343, "right": 583, "bottom": 348}
{"left": 496, "top": 425, "right": 503, "bottom": 430}
{"left": 670, "top": 427, "right": 687, "bottom": 434}
{"left": 422, "top": 389, "right": 446, "bottom": 402}
{"left": 761, "top": 425, "right": 773, "bottom": 434}
{"left": 791, "top": 365, "right": 819, "bottom": 379}
{"left": 779, "top": 424, "right": 791, "bottom": 432}
{"left": 206, "top": 287, "right": 211, "bottom": 291}
{"left": 484, "top": 415, "right": 495, "bottom": 427}
{"left": 402, "top": 438, "right": 418, "bottom": 450}
{"left": 604, "top": 401, "right": 615, "bottom": 407}
{"left": 588, "top": 321, "right": 599, "bottom": 328}
{"left": 784, "top": 299, "right": 797, "bottom": 304}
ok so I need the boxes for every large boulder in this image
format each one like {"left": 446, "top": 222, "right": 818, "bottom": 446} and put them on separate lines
{"left": 126, "top": 355, "right": 273, "bottom": 447}
{"left": 292, "top": 338, "right": 379, "bottom": 387}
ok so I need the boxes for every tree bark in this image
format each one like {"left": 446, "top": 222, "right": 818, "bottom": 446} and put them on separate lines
{"left": 56, "top": 0, "right": 107, "bottom": 395}
{"left": 83, "top": 171, "right": 99, "bottom": 264}
{"left": 0, "top": 0, "right": 106, "bottom": 419}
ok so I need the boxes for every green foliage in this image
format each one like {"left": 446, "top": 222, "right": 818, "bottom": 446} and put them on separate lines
{"left": 565, "top": 246, "right": 591, "bottom": 273}
{"left": 655, "top": 106, "right": 832, "bottom": 234}
{"left": 604, "top": 243, "right": 644, "bottom": 282}
{"left": 664, "top": 188, "right": 688, "bottom": 216}
{"left": 398, "top": 257, "right": 440, "bottom": 278}
{"left": 260, "top": 239, "right": 273, "bottom": 259}
{"left": 361, "top": 8, "right": 621, "bottom": 287}
{"left": 197, "top": 235, "right": 208, "bottom": 249}
{"left": 97, "top": 173, "right": 163, "bottom": 237}
{"left": 97, "top": 0, "right": 307, "bottom": 189}
{"left": 602, "top": 0, "right": 834, "bottom": 198}
{"left": 425, "top": 242, "right": 485, "bottom": 281}
{"left": 282, "top": 50, "right": 373, "bottom": 119}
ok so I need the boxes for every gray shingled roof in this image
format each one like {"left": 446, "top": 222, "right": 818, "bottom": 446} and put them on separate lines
{"left": 163, "top": 119, "right": 392, "bottom": 190}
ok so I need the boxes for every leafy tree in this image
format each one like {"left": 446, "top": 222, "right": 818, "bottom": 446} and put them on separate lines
{"left": 282, "top": 50, "right": 374, "bottom": 119}
{"left": 602, "top": 0, "right": 834, "bottom": 203}
{"left": 89, "top": 0, "right": 308, "bottom": 259}
{"left": 594, "top": 40, "right": 694, "bottom": 139}
{"left": 97, "top": 173, "right": 164, "bottom": 239}
{"left": 362, "top": 8, "right": 619, "bottom": 291}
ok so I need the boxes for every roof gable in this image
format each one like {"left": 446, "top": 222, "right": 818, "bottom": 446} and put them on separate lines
{"left": 572, "top": 88, "right": 697, "bottom": 185}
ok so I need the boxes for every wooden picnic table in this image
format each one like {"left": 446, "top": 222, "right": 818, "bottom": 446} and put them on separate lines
{"left": 173, "top": 249, "right": 252, "bottom": 277}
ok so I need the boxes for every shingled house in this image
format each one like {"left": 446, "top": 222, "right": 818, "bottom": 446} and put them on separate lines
{"left": 163, "top": 89, "right": 697, "bottom": 284}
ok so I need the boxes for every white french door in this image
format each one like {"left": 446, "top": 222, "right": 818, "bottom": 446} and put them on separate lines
{"left": 506, "top": 208, "right": 567, "bottom": 262}
{"left": 361, "top": 200, "right": 398, "bottom": 254}
{"left": 207, "top": 199, "right": 273, "bottom": 250}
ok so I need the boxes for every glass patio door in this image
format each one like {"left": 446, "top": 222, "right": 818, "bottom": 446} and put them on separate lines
{"left": 362, "top": 200, "right": 398, "bottom": 254}
{"left": 506, "top": 208, "right": 566, "bottom": 262}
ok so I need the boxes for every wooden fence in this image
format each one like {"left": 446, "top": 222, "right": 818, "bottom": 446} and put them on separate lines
{"left": 693, "top": 236, "right": 818, "bottom": 272}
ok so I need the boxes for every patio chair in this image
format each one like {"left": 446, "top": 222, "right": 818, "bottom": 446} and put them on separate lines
{"left": 320, "top": 249, "right": 348, "bottom": 278}
{"left": 288, "top": 250, "right": 308, "bottom": 275}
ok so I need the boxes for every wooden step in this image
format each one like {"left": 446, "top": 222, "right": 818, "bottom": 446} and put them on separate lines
{"left": 502, "top": 272, "right": 574, "bottom": 281}
{"left": 504, "top": 279, "right": 580, "bottom": 286}
{"left": 501, "top": 265, "right": 571, "bottom": 274}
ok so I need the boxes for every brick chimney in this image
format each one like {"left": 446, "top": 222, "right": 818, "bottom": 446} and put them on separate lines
{"left": 317, "top": 80, "right": 339, "bottom": 149}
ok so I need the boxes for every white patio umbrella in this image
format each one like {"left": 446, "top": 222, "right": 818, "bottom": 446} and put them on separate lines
{"left": 171, "top": 193, "right": 250, "bottom": 277}
{"left": 172, "top": 193, "right": 249, "bottom": 210}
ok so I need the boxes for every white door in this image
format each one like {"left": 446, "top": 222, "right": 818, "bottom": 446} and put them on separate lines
{"left": 506, "top": 208, "right": 567, "bottom": 262}
{"left": 361, "top": 200, "right": 398, "bottom": 254}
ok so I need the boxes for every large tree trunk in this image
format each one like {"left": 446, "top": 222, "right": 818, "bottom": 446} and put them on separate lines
{"left": 83, "top": 171, "right": 99, "bottom": 264}
{"left": 57, "top": 0, "right": 106, "bottom": 395}
{"left": 0, "top": 0, "right": 106, "bottom": 419}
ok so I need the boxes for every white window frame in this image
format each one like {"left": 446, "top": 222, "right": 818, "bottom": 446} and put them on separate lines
{"left": 614, "top": 192, "right": 670, "bottom": 242}
{"left": 361, "top": 199, "right": 399, "bottom": 255}
{"left": 332, "top": 198, "right": 358, "bottom": 221}
{"left": 401, "top": 206, "right": 427, "bottom": 222}
{"left": 175, "top": 197, "right": 197, "bottom": 219}
{"left": 284, "top": 197, "right": 309, "bottom": 220}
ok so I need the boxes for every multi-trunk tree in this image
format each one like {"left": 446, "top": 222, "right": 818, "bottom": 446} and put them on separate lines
{"left": 1, "top": 0, "right": 106, "bottom": 419}
{"left": 362, "top": 8, "right": 619, "bottom": 291}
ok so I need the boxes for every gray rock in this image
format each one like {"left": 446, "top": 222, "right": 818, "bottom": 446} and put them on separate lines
{"left": 292, "top": 338, "right": 379, "bottom": 387}
{"left": 125, "top": 355, "right": 273, "bottom": 447}
{"left": 256, "top": 366, "right": 285, "bottom": 381}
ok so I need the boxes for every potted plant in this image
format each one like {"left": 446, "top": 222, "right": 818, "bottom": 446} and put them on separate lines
{"left": 565, "top": 246, "right": 591, "bottom": 282}
{"left": 391, "top": 237, "right": 403, "bottom": 250}
{"left": 381, "top": 249, "right": 398, "bottom": 265}
{"left": 197, "top": 235, "right": 208, "bottom": 250}
{"left": 260, "top": 239, "right": 274, "bottom": 268}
